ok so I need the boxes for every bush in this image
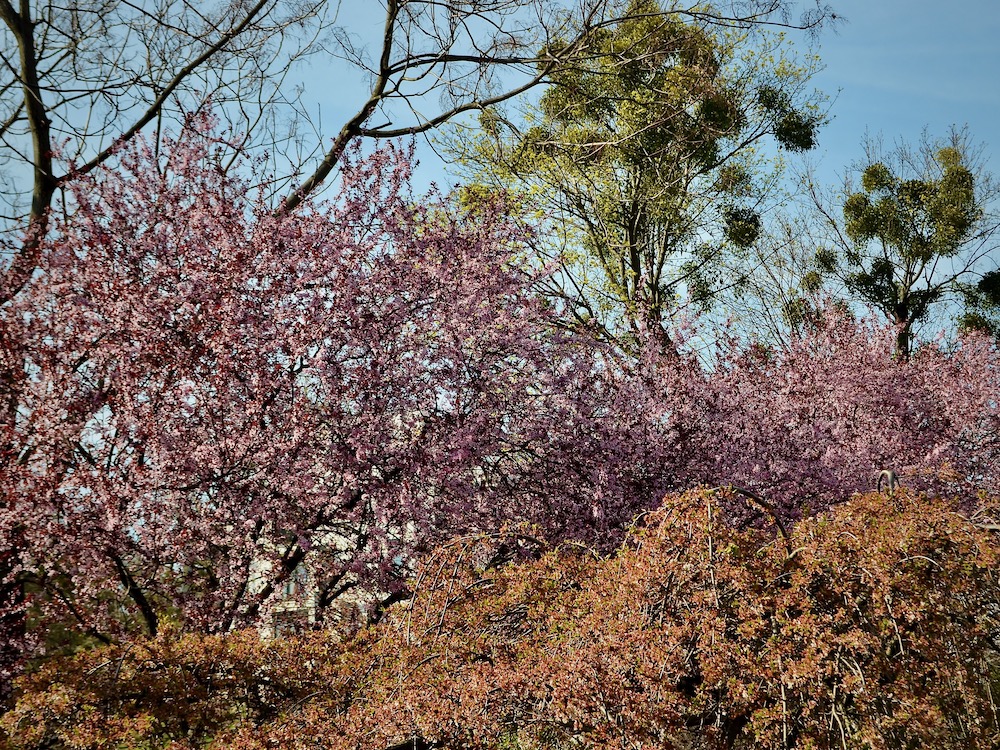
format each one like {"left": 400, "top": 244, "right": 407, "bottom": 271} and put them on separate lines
{"left": 5, "top": 489, "right": 999, "bottom": 749}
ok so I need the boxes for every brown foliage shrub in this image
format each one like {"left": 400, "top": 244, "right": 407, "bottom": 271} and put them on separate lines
{"left": 3, "top": 490, "right": 999, "bottom": 749}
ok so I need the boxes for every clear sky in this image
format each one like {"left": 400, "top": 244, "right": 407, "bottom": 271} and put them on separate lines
{"left": 791, "top": 0, "right": 1000, "bottom": 185}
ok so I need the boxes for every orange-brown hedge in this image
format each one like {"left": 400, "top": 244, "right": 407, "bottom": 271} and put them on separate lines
{"left": 4, "top": 489, "right": 999, "bottom": 749}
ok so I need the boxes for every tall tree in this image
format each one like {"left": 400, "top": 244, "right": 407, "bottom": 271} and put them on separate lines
{"left": 449, "top": 0, "right": 827, "bottom": 351}
{"left": 808, "top": 129, "right": 1000, "bottom": 357}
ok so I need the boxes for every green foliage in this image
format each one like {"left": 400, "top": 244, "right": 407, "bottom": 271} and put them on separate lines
{"left": 448, "top": 0, "right": 824, "bottom": 348}
{"left": 844, "top": 149, "right": 978, "bottom": 264}
{"left": 958, "top": 269, "right": 1000, "bottom": 337}
{"left": 978, "top": 268, "right": 1000, "bottom": 304}
{"left": 815, "top": 130, "right": 999, "bottom": 357}
{"left": 723, "top": 205, "right": 763, "bottom": 247}
{"left": 758, "top": 84, "right": 820, "bottom": 152}
{"left": 814, "top": 246, "right": 838, "bottom": 273}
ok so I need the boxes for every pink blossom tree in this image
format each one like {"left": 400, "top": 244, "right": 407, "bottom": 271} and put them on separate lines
{"left": 659, "top": 310, "right": 1000, "bottom": 520}
{"left": 0, "top": 117, "right": 678, "bottom": 686}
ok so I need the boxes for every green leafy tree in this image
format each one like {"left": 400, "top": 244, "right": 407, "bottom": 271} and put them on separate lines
{"left": 450, "top": 0, "right": 826, "bottom": 351}
{"left": 812, "top": 129, "right": 1000, "bottom": 357}
{"left": 957, "top": 268, "right": 1000, "bottom": 338}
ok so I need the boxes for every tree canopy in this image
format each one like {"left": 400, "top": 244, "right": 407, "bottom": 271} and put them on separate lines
{"left": 802, "top": 130, "right": 1000, "bottom": 356}
{"left": 2, "top": 126, "right": 998, "bottom": 704}
{"left": 0, "top": 121, "right": 679, "bottom": 663}
{"left": 0, "top": 0, "right": 836, "bottom": 304}
{"left": 449, "top": 0, "right": 826, "bottom": 350}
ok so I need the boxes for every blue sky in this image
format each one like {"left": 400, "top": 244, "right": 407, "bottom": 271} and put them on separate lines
{"left": 794, "top": 1, "right": 1000, "bottom": 185}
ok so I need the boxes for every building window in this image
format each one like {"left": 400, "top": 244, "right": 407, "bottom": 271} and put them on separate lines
{"left": 282, "top": 563, "right": 310, "bottom": 598}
